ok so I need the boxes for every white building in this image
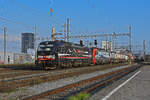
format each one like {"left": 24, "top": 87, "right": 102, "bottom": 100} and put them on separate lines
{"left": 0, "top": 52, "right": 33, "bottom": 64}
{"left": 27, "top": 49, "right": 35, "bottom": 62}
{"left": 101, "top": 41, "right": 113, "bottom": 51}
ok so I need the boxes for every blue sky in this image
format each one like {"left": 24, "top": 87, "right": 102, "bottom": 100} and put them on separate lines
{"left": 0, "top": 0, "right": 150, "bottom": 53}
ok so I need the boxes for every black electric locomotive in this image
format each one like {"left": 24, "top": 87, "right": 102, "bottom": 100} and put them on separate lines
{"left": 36, "top": 40, "right": 93, "bottom": 69}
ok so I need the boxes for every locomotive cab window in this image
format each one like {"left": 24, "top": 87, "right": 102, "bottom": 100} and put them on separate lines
{"left": 38, "top": 44, "right": 54, "bottom": 51}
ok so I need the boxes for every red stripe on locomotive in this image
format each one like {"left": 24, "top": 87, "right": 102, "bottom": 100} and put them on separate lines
{"left": 38, "top": 58, "right": 54, "bottom": 61}
{"left": 59, "top": 56, "right": 89, "bottom": 59}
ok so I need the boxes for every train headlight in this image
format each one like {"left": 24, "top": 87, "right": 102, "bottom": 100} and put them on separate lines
{"left": 45, "top": 48, "right": 50, "bottom": 51}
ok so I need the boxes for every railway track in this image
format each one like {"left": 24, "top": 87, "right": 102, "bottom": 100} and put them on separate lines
{"left": 0, "top": 71, "right": 48, "bottom": 80}
{"left": 0, "top": 68, "right": 13, "bottom": 72}
{"left": 0, "top": 64, "right": 129, "bottom": 93}
{"left": 22, "top": 64, "right": 141, "bottom": 100}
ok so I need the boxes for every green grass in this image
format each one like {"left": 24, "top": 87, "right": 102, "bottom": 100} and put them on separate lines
{"left": 67, "top": 93, "right": 91, "bottom": 100}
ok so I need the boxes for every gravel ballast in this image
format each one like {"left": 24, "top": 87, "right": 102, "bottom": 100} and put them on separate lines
{"left": 0, "top": 64, "right": 133, "bottom": 100}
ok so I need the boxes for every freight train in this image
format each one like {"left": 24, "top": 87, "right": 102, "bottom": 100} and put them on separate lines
{"left": 35, "top": 40, "right": 131, "bottom": 69}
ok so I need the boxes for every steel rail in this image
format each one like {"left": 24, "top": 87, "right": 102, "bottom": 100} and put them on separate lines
{"left": 82, "top": 66, "right": 139, "bottom": 94}
{"left": 0, "top": 64, "right": 127, "bottom": 92}
{"left": 23, "top": 65, "right": 140, "bottom": 100}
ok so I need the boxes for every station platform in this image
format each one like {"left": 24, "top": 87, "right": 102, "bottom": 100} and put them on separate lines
{"left": 89, "top": 65, "right": 150, "bottom": 100}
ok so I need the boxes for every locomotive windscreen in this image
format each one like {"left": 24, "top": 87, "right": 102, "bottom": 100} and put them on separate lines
{"left": 37, "top": 42, "right": 54, "bottom": 55}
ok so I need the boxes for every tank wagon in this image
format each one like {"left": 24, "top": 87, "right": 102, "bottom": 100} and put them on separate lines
{"left": 35, "top": 40, "right": 130, "bottom": 69}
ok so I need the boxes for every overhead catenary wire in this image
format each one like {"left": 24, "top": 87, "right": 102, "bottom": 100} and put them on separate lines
{"left": 0, "top": 16, "right": 31, "bottom": 52}
{"left": 0, "top": 16, "right": 33, "bottom": 30}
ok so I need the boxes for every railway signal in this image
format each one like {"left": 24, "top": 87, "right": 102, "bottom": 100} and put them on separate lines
{"left": 80, "top": 40, "right": 83, "bottom": 45}
{"left": 94, "top": 40, "right": 97, "bottom": 46}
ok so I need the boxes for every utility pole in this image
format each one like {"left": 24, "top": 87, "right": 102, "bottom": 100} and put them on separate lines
{"left": 34, "top": 25, "right": 37, "bottom": 60}
{"left": 129, "top": 26, "right": 132, "bottom": 64}
{"left": 143, "top": 40, "right": 146, "bottom": 61}
{"left": 112, "top": 32, "right": 116, "bottom": 51}
{"left": 4, "top": 27, "right": 6, "bottom": 64}
{"left": 106, "top": 36, "right": 108, "bottom": 51}
{"left": 64, "top": 23, "right": 66, "bottom": 41}
{"left": 129, "top": 26, "right": 132, "bottom": 54}
{"left": 67, "top": 18, "right": 70, "bottom": 42}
